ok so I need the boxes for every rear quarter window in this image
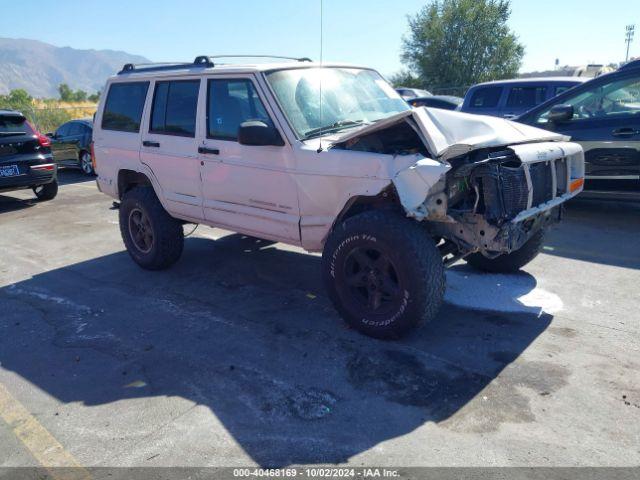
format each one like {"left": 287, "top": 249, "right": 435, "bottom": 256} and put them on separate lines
{"left": 102, "top": 82, "right": 150, "bottom": 133}
{"left": 469, "top": 87, "right": 502, "bottom": 108}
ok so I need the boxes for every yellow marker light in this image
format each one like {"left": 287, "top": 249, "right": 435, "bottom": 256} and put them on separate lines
{"left": 570, "top": 178, "right": 584, "bottom": 192}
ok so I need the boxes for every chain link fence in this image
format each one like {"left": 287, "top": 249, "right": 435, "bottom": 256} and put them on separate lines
{"left": 23, "top": 105, "right": 97, "bottom": 134}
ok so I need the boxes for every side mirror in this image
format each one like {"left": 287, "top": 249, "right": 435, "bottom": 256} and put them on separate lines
{"left": 238, "top": 121, "right": 284, "bottom": 147}
{"left": 548, "top": 104, "right": 574, "bottom": 123}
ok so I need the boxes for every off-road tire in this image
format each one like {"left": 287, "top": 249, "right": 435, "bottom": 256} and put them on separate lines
{"left": 322, "top": 210, "right": 445, "bottom": 339}
{"left": 465, "top": 228, "right": 546, "bottom": 273}
{"left": 33, "top": 179, "right": 58, "bottom": 201}
{"left": 119, "top": 186, "right": 184, "bottom": 270}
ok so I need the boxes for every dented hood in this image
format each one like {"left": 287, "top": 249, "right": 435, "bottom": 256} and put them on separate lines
{"left": 334, "top": 107, "right": 568, "bottom": 161}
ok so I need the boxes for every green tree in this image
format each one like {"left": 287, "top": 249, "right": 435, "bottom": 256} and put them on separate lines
{"left": 58, "top": 83, "right": 73, "bottom": 102}
{"left": 399, "top": 0, "right": 524, "bottom": 91}
{"left": 88, "top": 91, "right": 101, "bottom": 103}
{"left": 73, "top": 90, "right": 88, "bottom": 102}
{"left": 388, "top": 70, "right": 424, "bottom": 89}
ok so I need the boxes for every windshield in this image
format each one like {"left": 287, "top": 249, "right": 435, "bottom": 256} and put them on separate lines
{"left": 265, "top": 67, "right": 410, "bottom": 139}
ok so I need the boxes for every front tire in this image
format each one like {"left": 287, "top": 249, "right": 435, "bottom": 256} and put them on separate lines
{"left": 322, "top": 210, "right": 445, "bottom": 339}
{"left": 465, "top": 228, "right": 546, "bottom": 273}
{"left": 33, "top": 179, "right": 58, "bottom": 201}
{"left": 119, "top": 187, "right": 184, "bottom": 270}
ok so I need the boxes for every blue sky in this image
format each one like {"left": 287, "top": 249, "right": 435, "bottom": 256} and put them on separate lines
{"left": 0, "top": 0, "right": 637, "bottom": 76}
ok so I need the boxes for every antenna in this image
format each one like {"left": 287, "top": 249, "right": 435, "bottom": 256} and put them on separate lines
{"left": 317, "top": 0, "right": 324, "bottom": 153}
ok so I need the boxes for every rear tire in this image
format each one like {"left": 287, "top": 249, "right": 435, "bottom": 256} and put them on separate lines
{"left": 79, "top": 150, "right": 94, "bottom": 175}
{"left": 322, "top": 210, "right": 445, "bottom": 339}
{"left": 33, "top": 179, "right": 58, "bottom": 201}
{"left": 119, "top": 186, "right": 184, "bottom": 270}
{"left": 465, "top": 228, "right": 546, "bottom": 273}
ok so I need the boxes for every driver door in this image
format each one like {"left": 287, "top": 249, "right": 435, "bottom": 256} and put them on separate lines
{"left": 531, "top": 73, "right": 640, "bottom": 191}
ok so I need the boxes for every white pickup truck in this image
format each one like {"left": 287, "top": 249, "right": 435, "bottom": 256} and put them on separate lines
{"left": 92, "top": 56, "right": 584, "bottom": 338}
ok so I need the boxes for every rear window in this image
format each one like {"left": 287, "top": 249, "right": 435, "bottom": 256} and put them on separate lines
{"left": 102, "top": 82, "right": 150, "bottom": 133}
{"left": 506, "top": 86, "right": 547, "bottom": 108}
{"left": 150, "top": 80, "right": 200, "bottom": 137}
{"left": 0, "top": 114, "right": 34, "bottom": 135}
{"left": 469, "top": 87, "right": 502, "bottom": 108}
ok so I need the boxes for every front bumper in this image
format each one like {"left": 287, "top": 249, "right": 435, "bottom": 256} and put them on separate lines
{"left": 431, "top": 141, "right": 584, "bottom": 256}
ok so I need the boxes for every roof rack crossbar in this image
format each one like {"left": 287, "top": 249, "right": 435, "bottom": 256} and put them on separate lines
{"left": 118, "top": 56, "right": 214, "bottom": 75}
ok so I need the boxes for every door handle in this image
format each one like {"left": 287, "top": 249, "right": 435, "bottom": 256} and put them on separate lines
{"left": 612, "top": 128, "right": 640, "bottom": 137}
{"left": 143, "top": 140, "right": 160, "bottom": 147}
{"left": 198, "top": 147, "right": 219, "bottom": 155}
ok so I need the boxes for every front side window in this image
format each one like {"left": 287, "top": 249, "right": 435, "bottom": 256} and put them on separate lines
{"left": 150, "top": 80, "right": 200, "bottom": 137}
{"left": 506, "top": 86, "right": 546, "bottom": 108}
{"left": 207, "top": 79, "right": 272, "bottom": 141}
{"left": 536, "top": 76, "right": 640, "bottom": 124}
{"left": 266, "top": 67, "right": 409, "bottom": 139}
{"left": 102, "top": 82, "right": 149, "bottom": 133}
{"left": 469, "top": 87, "right": 502, "bottom": 108}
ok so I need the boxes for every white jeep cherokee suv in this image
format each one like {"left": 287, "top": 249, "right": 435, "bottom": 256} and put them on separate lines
{"left": 93, "top": 56, "right": 584, "bottom": 339}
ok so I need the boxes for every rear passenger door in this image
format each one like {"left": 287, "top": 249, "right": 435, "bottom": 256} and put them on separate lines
{"left": 198, "top": 75, "right": 300, "bottom": 244}
{"left": 140, "top": 78, "right": 204, "bottom": 221}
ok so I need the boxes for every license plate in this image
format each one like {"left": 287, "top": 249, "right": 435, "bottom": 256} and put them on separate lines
{"left": 0, "top": 165, "right": 20, "bottom": 177}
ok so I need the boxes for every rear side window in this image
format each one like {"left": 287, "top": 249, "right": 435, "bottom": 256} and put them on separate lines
{"left": 150, "top": 80, "right": 200, "bottom": 137}
{"left": 102, "top": 82, "right": 149, "bottom": 133}
{"left": 506, "top": 86, "right": 547, "bottom": 108}
{"left": 469, "top": 87, "right": 502, "bottom": 108}
{"left": 0, "top": 114, "right": 34, "bottom": 134}
{"left": 207, "top": 79, "right": 272, "bottom": 141}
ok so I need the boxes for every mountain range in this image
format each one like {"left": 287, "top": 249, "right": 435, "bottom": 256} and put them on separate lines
{"left": 0, "top": 37, "right": 150, "bottom": 98}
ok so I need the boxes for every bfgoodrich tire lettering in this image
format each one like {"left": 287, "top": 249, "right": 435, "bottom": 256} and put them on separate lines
{"left": 322, "top": 210, "right": 445, "bottom": 339}
{"left": 465, "top": 227, "right": 546, "bottom": 273}
{"left": 119, "top": 186, "right": 184, "bottom": 270}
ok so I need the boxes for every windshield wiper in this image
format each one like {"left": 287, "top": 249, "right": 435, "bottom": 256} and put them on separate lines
{"left": 0, "top": 132, "right": 27, "bottom": 137}
{"left": 303, "top": 120, "right": 368, "bottom": 139}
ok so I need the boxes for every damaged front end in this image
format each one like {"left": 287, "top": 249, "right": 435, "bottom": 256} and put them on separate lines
{"left": 333, "top": 108, "right": 585, "bottom": 260}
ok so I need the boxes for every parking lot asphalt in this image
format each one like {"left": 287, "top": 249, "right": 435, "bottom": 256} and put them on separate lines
{"left": 0, "top": 170, "right": 638, "bottom": 469}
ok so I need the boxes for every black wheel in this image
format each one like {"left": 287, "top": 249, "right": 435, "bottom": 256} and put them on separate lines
{"left": 322, "top": 210, "right": 445, "bottom": 339}
{"left": 79, "top": 150, "right": 94, "bottom": 175}
{"left": 33, "top": 179, "right": 58, "bottom": 201}
{"left": 465, "top": 228, "right": 546, "bottom": 273}
{"left": 119, "top": 186, "right": 184, "bottom": 270}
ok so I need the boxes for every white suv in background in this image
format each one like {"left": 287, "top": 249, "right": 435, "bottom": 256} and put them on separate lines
{"left": 93, "top": 56, "right": 584, "bottom": 339}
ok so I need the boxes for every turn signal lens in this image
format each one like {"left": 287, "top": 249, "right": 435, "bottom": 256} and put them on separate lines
{"left": 569, "top": 178, "right": 584, "bottom": 192}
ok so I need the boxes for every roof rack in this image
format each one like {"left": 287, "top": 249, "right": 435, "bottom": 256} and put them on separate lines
{"left": 118, "top": 55, "right": 311, "bottom": 75}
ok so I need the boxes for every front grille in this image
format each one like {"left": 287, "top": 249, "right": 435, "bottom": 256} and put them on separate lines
{"left": 529, "top": 162, "right": 554, "bottom": 206}
{"left": 499, "top": 166, "right": 529, "bottom": 219}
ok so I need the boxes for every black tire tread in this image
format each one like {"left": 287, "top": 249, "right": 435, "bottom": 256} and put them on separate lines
{"left": 465, "top": 228, "right": 546, "bottom": 273}
{"left": 34, "top": 179, "right": 58, "bottom": 201}
{"left": 322, "top": 210, "right": 445, "bottom": 339}
{"left": 119, "top": 186, "right": 183, "bottom": 270}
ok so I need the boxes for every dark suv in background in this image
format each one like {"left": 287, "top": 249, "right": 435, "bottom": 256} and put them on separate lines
{"left": 0, "top": 110, "right": 58, "bottom": 200}
{"left": 48, "top": 118, "right": 94, "bottom": 175}
{"left": 518, "top": 60, "right": 640, "bottom": 200}
{"left": 461, "top": 77, "right": 587, "bottom": 118}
